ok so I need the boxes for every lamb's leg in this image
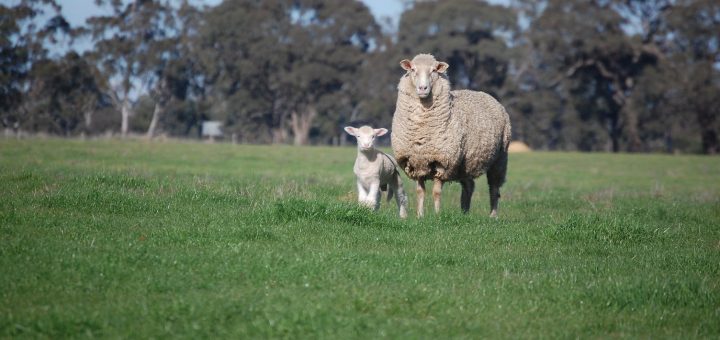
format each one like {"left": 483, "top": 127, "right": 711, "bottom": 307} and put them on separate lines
{"left": 432, "top": 178, "right": 443, "bottom": 214}
{"left": 416, "top": 180, "right": 426, "bottom": 218}
{"left": 487, "top": 154, "right": 508, "bottom": 218}
{"left": 356, "top": 180, "right": 368, "bottom": 203}
{"left": 391, "top": 175, "right": 408, "bottom": 219}
{"left": 367, "top": 182, "right": 381, "bottom": 211}
{"left": 460, "top": 178, "right": 475, "bottom": 213}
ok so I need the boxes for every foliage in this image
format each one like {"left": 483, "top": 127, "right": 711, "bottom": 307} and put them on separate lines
{"left": 2, "top": 0, "right": 719, "bottom": 153}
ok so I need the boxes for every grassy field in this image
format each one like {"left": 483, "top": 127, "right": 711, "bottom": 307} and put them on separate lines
{"left": 1, "top": 138, "right": 719, "bottom": 338}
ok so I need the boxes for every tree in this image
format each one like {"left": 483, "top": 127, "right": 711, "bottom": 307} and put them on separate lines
{"left": 20, "top": 51, "right": 109, "bottom": 135}
{"left": 0, "top": 0, "right": 70, "bottom": 132}
{"left": 395, "top": 0, "right": 516, "bottom": 96}
{"left": 664, "top": 0, "right": 720, "bottom": 154}
{"left": 198, "top": 0, "right": 380, "bottom": 145}
{"left": 87, "top": 0, "right": 177, "bottom": 138}
{"left": 529, "top": 0, "right": 660, "bottom": 152}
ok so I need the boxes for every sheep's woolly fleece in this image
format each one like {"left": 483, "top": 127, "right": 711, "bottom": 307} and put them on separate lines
{"left": 391, "top": 54, "right": 511, "bottom": 182}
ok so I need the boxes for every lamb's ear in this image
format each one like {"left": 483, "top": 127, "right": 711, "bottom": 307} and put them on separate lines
{"left": 400, "top": 59, "right": 413, "bottom": 71}
{"left": 435, "top": 61, "right": 449, "bottom": 74}
{"left": 343, "top": 126, "right": 357, "bottom": 136}
{"left": 374, "top": 128, "right": 388, "bottom": 137}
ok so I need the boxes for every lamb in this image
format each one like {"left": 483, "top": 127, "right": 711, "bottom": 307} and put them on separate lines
{"left": 344, "top": 125, "right": 408, "bottom": 218}
{"left": 391, "top": 54, "right": 511, "bottom": 218}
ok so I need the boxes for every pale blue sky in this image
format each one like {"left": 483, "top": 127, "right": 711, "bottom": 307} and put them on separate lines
{"left": 44, "top": 0, "right": 508, "bottom": 55}
{"left": 47, "top": 0, "right": 405, "bottom": 54}
{"left": 56, "top": 0, "right": 407, "bottom": 29}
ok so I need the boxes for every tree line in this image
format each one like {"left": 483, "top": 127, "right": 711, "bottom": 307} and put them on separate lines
{"left": 1, "top": 0, "right": 718, "bottom": 153}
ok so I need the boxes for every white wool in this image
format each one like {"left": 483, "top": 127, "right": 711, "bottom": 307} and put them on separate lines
{"left": 391, "top": 54, "right": 511, "bottom": 217}
{"left": 346, "top": 125, "right": 408, "bottom": 218}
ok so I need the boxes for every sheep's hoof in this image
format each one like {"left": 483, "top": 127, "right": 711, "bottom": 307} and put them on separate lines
{"left": 489, "top": 210, "right": 498, "bottom": 218}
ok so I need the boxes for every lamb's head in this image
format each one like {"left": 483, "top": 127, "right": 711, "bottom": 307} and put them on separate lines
{"left": 344, "top": 125, "right": 388, "bottom": 151}
{"left": 400, "top": 54, "right": 449, "bottom": 99}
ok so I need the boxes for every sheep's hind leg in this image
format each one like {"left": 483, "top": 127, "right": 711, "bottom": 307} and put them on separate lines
{"left": 416, "top": 180, "right": 426, "bottom": 218}
{"left": 486, "top": 154, "right": 508, "bottom": 218}
{"left": 460, "top": 178, "right": 475, "bottom": 213}
{"left": 391, "top": 175, "right": 408, "bottom": 219}
{"left": 488, "top": 185, "right": 500, "bottom": 218}
{"left": 432, "top": 178, "right": 443, "bottom": 214}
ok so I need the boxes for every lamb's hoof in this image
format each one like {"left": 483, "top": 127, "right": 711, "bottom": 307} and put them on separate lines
{"left": 489, "top": 210, "right": 498, "bottom": 218}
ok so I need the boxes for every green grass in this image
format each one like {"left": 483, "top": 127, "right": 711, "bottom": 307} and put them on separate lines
{"left": 1, "top": 138, "right": 719, "bottom": 338}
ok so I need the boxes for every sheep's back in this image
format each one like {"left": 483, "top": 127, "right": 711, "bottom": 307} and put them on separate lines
{"left": 451, "top": 90, "right": 511, "bottom": 178}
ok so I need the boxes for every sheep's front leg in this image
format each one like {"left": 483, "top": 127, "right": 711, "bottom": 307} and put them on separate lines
{"left": 432, "top": 178, "right": 443, "bottom": 214}
{"left": 416, "top": 180, "right": 426, "bottom": 218}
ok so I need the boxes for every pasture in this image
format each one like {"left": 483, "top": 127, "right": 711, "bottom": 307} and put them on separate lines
{"left": 1, "top": 139, "right": 719, "bottom": 338}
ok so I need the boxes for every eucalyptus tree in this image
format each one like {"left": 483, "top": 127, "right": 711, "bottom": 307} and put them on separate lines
{"left": 395, "top": 0, "right": 516, "bottom": 96}
{"left": 663, "top": 0, "right": 720, "bottom": 154}
{"left": 529, "top": 0, "right": 661, "bottom": 152}
{"left": 198, "top": 0, "right": 380, "bottom": 145}
{"left": 87, "top": 0, "right": 184, "bottom": 138}
{"left": 0, "top": 0, "right": 70, "bottom": 132}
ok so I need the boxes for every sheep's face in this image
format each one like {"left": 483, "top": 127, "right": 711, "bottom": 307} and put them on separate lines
{"left": 344, "top": 125, "right": 388, "bottom": 151}
{"left": 400, "top": 54, "right": 449, "bottom": 99}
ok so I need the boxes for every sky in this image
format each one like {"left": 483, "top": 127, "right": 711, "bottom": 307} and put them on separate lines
{"left": 39, "top": 0, "right": 405, "bottom": 55}
{"left": 57, "top": 0, "right": 407, "bottom": 30}
{"left": 37, "top": 0, "right": 507, "bottom": 56}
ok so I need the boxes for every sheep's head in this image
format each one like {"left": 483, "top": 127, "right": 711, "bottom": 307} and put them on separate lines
{"left": 400, "top": 54, "right": 449, "bottom": 99}
{"left": 344, "top": 125, "right": 388, "bottom": 151}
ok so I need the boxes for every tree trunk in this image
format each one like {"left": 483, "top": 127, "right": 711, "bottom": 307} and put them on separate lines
{"left": 271, "top": 127, "right": 288, "bottom": 144}
{"left": 146, "top": 102, "right": 163, "bottom": 139}
{"left": 291, "top": 103, "right": 316, "bottom": 146}
{"left": 83, "top": 109, "right": 92, "bottom": 131}
{"left": 623, "top": 106, "right": 642, "bottom": 152}
{"left": 121, "top": 97, "right": 131, "bottom": 138}
{"left": 609, "top": 115, "right": 622, "bottom": 153}
{"left": 702, "top": 129, "right": 718, "bottom": 155}
{"left": 269, "top": 97, "right": 287, "bottom": 144}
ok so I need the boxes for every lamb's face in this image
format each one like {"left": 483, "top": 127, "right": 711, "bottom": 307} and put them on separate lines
{"left": 344, "top": 125, "right": 388, "bottom": 151}
{"left": 400, "top": 54, "right": 449, "bottom": 99}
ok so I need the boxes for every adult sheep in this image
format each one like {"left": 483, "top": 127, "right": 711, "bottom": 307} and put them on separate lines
{"left": 391, "top": 54, "right": 511, "bottom": 218}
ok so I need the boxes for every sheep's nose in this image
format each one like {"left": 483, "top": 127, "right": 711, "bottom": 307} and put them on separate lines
{"left": 418, "top": 85, "right": 428, "bottom": 91}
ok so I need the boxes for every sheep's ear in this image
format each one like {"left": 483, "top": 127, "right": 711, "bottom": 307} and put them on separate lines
{"left": 343, "top": 126, "right": 357, "bottom": 136}
{"left": 400, "top": 59, "right": 413, "bottom": 71}
{"left": 435, "top": 61, "right": 449, "bottom": 74}
{"left": 374, "top": 128, "right": 388, "bottom": 137}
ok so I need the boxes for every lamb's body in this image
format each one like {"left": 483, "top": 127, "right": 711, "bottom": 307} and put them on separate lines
{"left": 391, "top": 54, "right": 511, "bottom": 217}
{"left": 345, "top": 126, "right": 408, "bottom": 218}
